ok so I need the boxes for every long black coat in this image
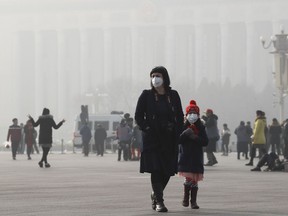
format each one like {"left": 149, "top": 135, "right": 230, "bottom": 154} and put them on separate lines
{"left": 268, "top": 125, "right": 282, "bottom": 144}
{"left": 31, "top": 115, "right": 63, "bottom": 144}
{"left": 178, "top": 120, "right": 208, "bottom": 174}
{"left": 204, "top": 114, "right": 219, "bottom": 152}
{"left": 135, "top": 89, "right": 184, "bottom": 176}
{"left": 94, "top": 127, "right": 107, "bottom": 145}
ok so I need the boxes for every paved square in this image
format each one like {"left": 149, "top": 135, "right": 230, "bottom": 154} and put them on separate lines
{"left": 0, "top": 151, "right": 287, "bottom": 216}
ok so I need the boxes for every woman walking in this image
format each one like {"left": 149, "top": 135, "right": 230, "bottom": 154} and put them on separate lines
{"left": 135, "top": 66, "right": 184, "bottom": 212}
{"left": 178, "top": 100, "right": 208, "bottom": 209}
{"left": 28, "top": 108, "right": 65, "bottom": 168}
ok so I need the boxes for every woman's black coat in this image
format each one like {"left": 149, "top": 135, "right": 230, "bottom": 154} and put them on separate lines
{"left": 135, "top": 89, "right": 184, "bottom": 176}
{"left": 178, "top": 120, "right": 208, "bottom": 174}
{"left": 31, "top": 115, "right": 63, "bottom": 144}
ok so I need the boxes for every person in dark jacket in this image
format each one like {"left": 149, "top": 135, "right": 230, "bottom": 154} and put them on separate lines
{"left": 234, "top": 121, "right": 250, "bottom": 160}
{"left": 135, "top": 66, "right": 184, "bottom": 213}
{"left": 80, "top": 121, "right": 92, "bottom": 156}
{"left": 245, "top": 121, "right": 253, "bottom": 159}
{"left": 268, "top": 118, "right": 282, "bottom": 155}
{"left": 28, "top": 108, "right": 65, "bottom": 168}
{"left": 94, "top": 124, "right": 107, "bottom": 156}
{"left": 202, "top": 109, "right": 220, "bottom": 166}
{"left": 282, "top": 119, "right": 288, "bottom": 160}
{"left": 250, "top": 152, "right": 285, "bottom": 171}
{"left": 116, "top": 119, "right": 132, "bottom": 161}
{"left": 178, "top": 100, "right": 208, "bottom": 209}
{"left": 7, "top": 118, "right": 22, "bottom": 160}
{"left": 131, "top": 123, "right": 142, "bottom": 160}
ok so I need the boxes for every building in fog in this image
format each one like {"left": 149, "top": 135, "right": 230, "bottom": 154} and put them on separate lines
{"left": 0, "top": 0, "right": 288, "bottom": 141}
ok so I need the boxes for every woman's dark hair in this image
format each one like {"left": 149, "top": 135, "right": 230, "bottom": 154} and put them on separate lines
{"left": 150, "top": 66, "right": 171, "bottom": 91}
{"left": 42, "top": 108, "right": 50, "bottom": 115}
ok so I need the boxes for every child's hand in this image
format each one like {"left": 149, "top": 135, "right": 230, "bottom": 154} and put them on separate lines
{"left": 183, "top": 128, "right": 197, "bottom": 140}
{"left": 183, "top": 128, "right": 194, "bottom": 136}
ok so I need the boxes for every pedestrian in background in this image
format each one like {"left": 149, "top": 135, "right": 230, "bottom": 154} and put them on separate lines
{"left": 28, "top": 108, "right": 65, "bottom": 168}
{"left": 7, "top": 118, "right": 21, "bottom": 160}
{"left": 116, "top": 119, "right": 132, "bottom": 161}
{"left": 135, "top": 66, "right": 184, "bottom": 212}
{"left": 32, "top": 129, "right": 39, "bottom": 154}
{"left": 245, "top": 121, "right": 253, "bottom": 159}
{"left": 80, "top": 121, "right": 92, "bottom": 157}
{"left": 246, "top": 110, "right": 267, "bottom": 166}
{"left": 282, "top": 119, "right": 288, "bottom": 160}
{"left": 17, "top": 123, "right": 25, "bottom": 154}
{"left": 202, "top": 109, "right": 220, "bottom": 166}
{"left": 268, "top": 118, "right": 282, "bottom": 155}
{"left": 178, "top": 100, "right": 208, "bottom": 209}
{"left": 250, "top": 152, "right": 285, "bottom": 172}
{"left": 221, "top": 123, "right": 231, "bottom": 156}
{"left": 131, "top": 123, "right": 142, "bottom": 160}
{"left": 234, "top": 121, "right": 249, "bottom": 160}
{"left": 23, "top": 119, "right": 36, "bottom": 160}
{"left": 94, "top": 124, "right": 107, "bottom": 156}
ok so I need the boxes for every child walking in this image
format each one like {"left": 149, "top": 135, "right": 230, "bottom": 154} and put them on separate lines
{"left": 178, "top": 100, "right": 208, "bottom": 209}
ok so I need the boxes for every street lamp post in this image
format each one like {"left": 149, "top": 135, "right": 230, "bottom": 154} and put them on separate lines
{"left": 260, "top": 27, "right": 288, "bottom": 122}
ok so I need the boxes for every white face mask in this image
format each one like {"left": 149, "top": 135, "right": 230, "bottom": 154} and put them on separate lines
{"left": 187, "top": 113, "right": 199, "bottom": 124}
{"left": 151, "top": 77, "right": 163, "bottom": 88}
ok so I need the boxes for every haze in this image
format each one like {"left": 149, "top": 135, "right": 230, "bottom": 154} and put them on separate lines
{"left": 0, "top": 0, "right": 287, "bottom": 144}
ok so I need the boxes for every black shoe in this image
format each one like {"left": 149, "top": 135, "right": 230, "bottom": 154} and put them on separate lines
{"left": 251, "top": 167, "right": 261, "bottom": 171}
{"left": 191, "top": 202, "right": 200, "bottom": 209}
{"left": 13, "top": 157, "right": 16, "bottom": 160}
{"left": 38, "top": 162, "right": 43, "bottom": 168}
{"left": 28, "top": 157, "right": 31, "bottom": 160}
{"left": 45, "top": 163, "right": 51, "bottom": 168}
{"left": 156, "top": 202, "right": 168, "bottom": 212}
{"left": 245, "top": 162, "right": 253, "bottom": 166}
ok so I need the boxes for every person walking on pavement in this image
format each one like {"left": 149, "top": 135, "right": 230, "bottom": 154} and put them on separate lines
{"left": 94, "top": 124, "right": 107, "bottom": 156}
{"left": 23, "top": 119, "right": 36, "bottom": 160}
{"left": 7, "top": 118, "right": 22, "bottom": 160}
{"left": 221, "top": 123, "right": 231, "bottom": 156}
{"left": 246, "top": 110, "right": 267, "bottom": 166}
{"left": 116, "top": 119, "right": 132, "bottom": 161}
{"left": 202, "top": 109, "right": 220, "bottom": 166}
{"left": 17, "top": 123, "right": 25, "bottom": 154}
{"left": 80, "top": 121, "right": 92, "bottom": 156}
{"left": 178, "top": 100, "right": 208, "bottom": 209}
{"left": 28, "top": 108, "right": 65, "bottom": 168}
{"left": 32, "top": 129, "right": 39, "bottom": 154}
{"left": 135, "top": 66, "right": 184, "bottom": 212}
